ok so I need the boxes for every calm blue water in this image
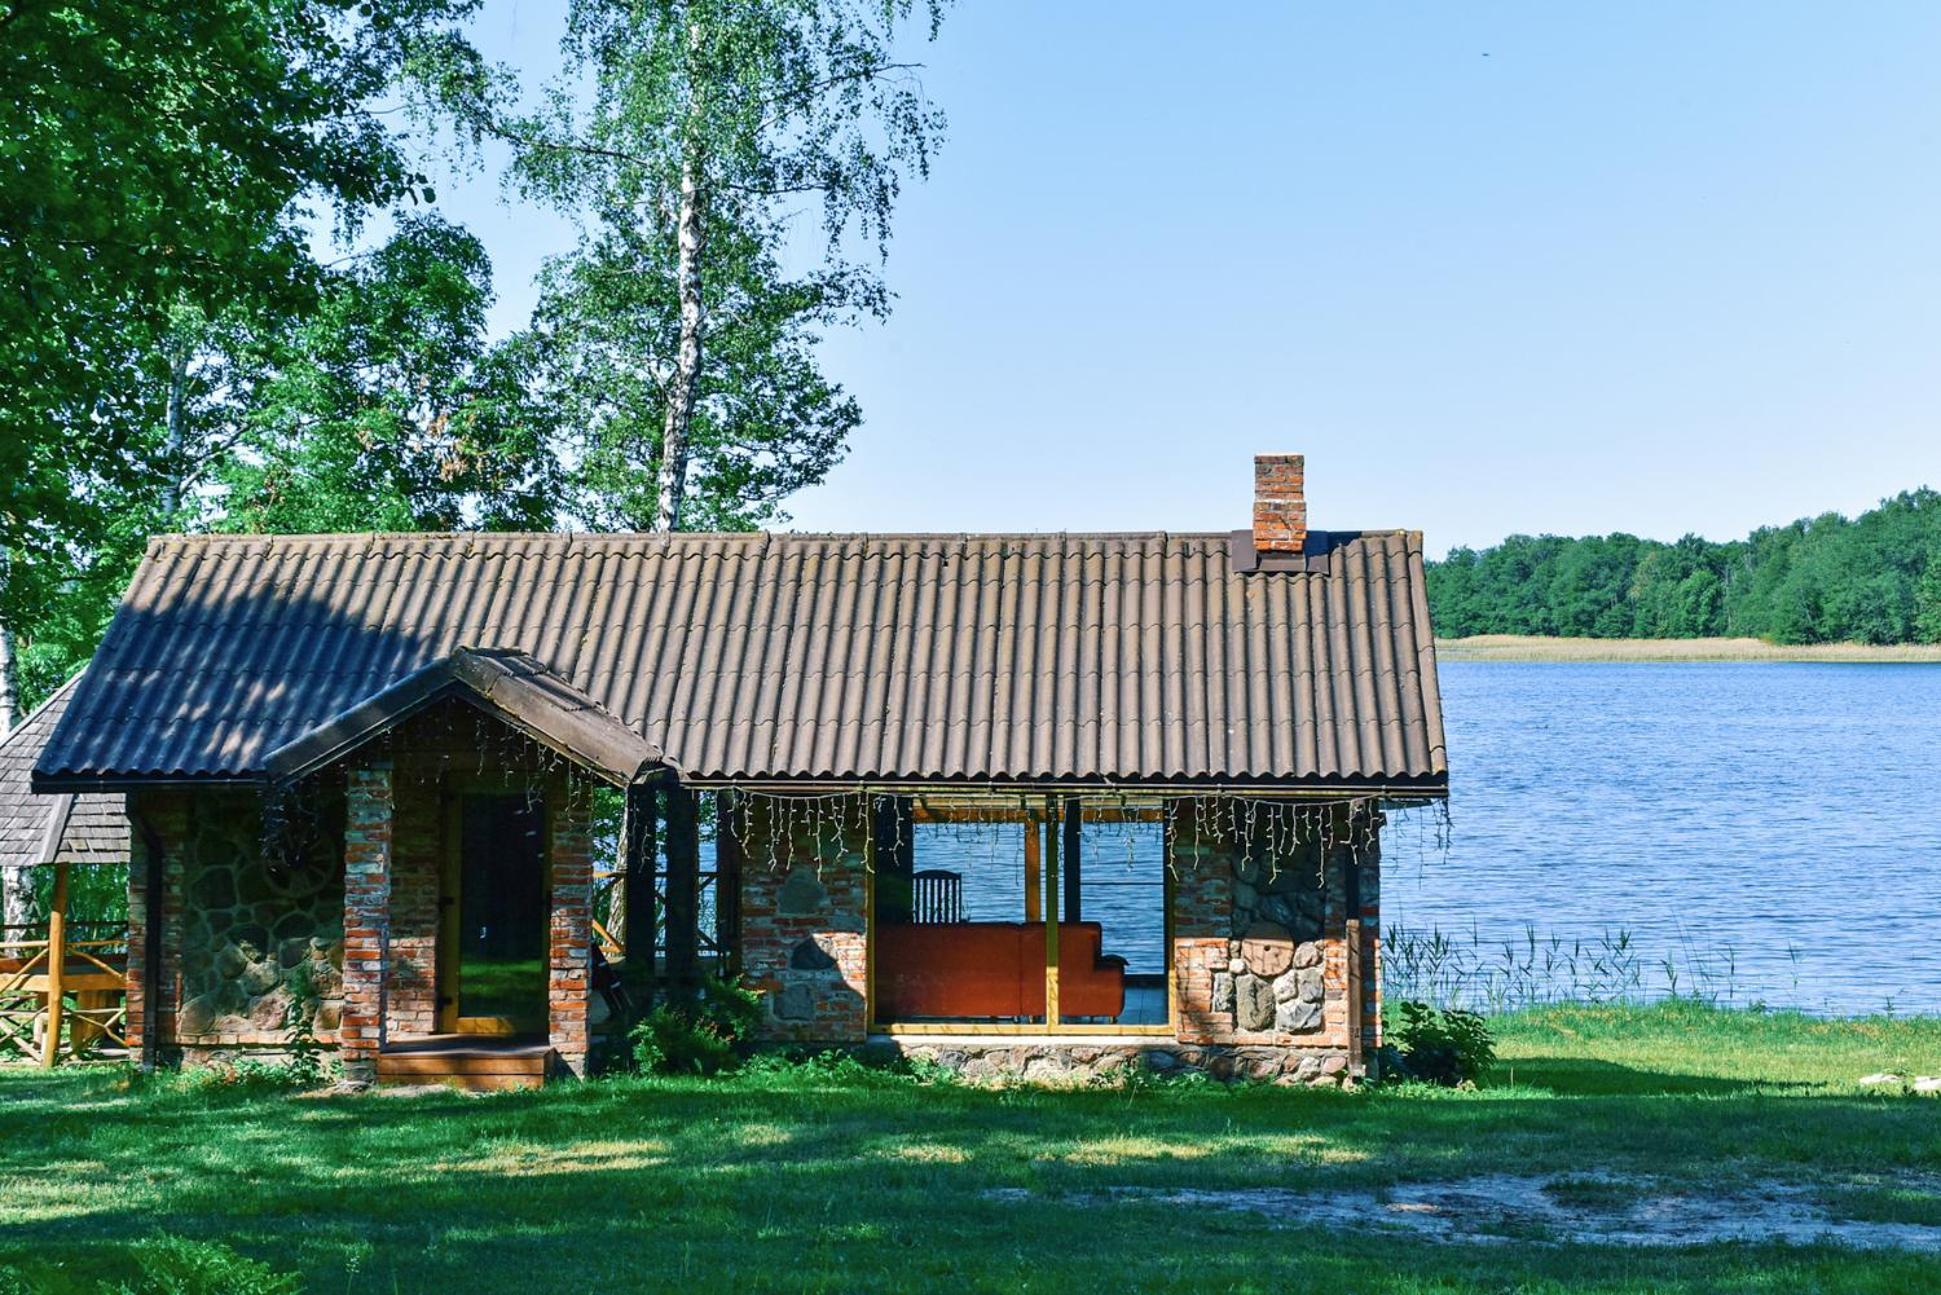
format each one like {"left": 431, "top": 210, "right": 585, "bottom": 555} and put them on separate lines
{"left": 911, "top": 663, "right": 1941, "bottom": 1013}
{"left": 1386, "top": 662, "right": 1941, "bottom": 1014}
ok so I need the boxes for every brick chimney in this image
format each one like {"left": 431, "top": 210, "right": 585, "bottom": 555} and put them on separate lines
{"left": 1252, "top": 454, "right": 1307, "bottom": 554}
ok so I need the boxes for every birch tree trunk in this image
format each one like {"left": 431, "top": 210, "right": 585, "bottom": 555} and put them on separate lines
{"left": 160, "top": 346, "right": 190, "bottom": 520}
{"left": 0, "top": 612, "right": 28, "bottom": 949}
{"left": 0, "top": 622, "right": 17, "bottom": 737}
{"left": 653, "top": 146, "right": 707, "bottom": 534}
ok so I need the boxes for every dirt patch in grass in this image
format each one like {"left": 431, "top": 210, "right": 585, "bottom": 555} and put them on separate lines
{"left": 993, "top": 1174, "right": 1941, "bottom": 1250}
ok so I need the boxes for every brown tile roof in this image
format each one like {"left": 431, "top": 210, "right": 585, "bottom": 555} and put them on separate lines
{"left": 2, "top": 673, "right": 128, "bottom": 866}
{"left": 265, "top": 647, "right": 665, "bottom": 787}
{"left": 35, "top": 529, "right": 1448, "bottom": 793}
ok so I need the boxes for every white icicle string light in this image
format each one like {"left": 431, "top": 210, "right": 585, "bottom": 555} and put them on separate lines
{"left": 710, "top": 787, "right": 1419, "bottom": 894}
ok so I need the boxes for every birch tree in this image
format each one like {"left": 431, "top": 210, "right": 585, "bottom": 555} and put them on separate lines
{"left": 500, "top": 0, "right": 948, "bottom": 532}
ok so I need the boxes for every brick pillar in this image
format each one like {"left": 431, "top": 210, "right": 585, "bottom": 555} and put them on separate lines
{"left": 548, "top": 781, "right": 594, "bottom": 1076}
{"left": 340, "top": 760, "right": 394, "bottom": 1086}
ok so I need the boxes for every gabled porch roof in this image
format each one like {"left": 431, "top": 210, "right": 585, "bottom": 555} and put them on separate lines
{"left": 262, "top": 647, "right": 667, "bottom": 788}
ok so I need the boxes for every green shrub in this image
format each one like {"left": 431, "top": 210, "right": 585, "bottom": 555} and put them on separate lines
{"left": 1388, "top": 1000, "right": 1495, "bottom": 1086}
{"left": 630, "top": 976, "right": 763, "bottom": 1075}
{"left": 109, "top": 1235, "right": 300, "bottom": 1295}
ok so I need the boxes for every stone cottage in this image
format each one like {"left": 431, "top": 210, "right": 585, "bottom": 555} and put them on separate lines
{"left": 32, "top": 454, "right": 1448, "bottom": 1086}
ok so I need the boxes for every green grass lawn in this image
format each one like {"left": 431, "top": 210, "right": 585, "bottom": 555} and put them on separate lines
{"left": 3, "top": 1002, "right": 1940, "bottom": 1293}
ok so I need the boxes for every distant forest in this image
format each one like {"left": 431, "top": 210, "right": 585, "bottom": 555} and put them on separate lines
{"left": 1426, "top": 489, "right": 1941, "bottom": 644}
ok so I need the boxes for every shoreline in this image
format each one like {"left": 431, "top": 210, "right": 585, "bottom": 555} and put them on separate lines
{"left": 1435, "top": 634, "right": 1941, "bottom": 663}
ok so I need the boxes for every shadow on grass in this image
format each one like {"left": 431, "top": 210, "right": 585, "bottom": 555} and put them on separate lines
{"left": 1485, "top": 1055, "right": 1820, "bottom": 1096}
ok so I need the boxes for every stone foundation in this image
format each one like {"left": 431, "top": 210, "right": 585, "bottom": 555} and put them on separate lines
{"left": 877, "top": 1038, "right": 1354, "bottom": 1087}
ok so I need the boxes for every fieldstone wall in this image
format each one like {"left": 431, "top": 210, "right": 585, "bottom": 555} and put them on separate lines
{"left": 168, "top": 788, "right": 347, "bottom": 1050}
{"left": 740, "top": 796, "right": 869, "bottom": 1044}
{"left": 889, "top": 1039, "right": 1353, "bottom": 1087}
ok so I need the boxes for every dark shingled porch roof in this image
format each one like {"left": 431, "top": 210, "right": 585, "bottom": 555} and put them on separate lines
{"left": 34, "top": 529, "right": 1449, "bottom": 794}
{"left": 1, "top": 673, "right": 128, "bottom": 867}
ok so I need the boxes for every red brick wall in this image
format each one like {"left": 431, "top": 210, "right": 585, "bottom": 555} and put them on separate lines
{"left": 383, "top": 762, "right": 441, "bottom": 1040}
{"left": 124, "top": 790, "right": 188, "bottom": 1061}
{"left": 340, "top": 760, "right": 393, "bottom": 1085}
{"left": 548, "top": 783, "right": 594, "bottom": 1075}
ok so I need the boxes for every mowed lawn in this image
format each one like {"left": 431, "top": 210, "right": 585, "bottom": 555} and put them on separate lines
{"left": 3, "top": 1003, "right": 1941, "bottom": 1293}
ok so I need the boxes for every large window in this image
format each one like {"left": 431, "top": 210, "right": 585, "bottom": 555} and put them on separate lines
{"left": 871, "top": 800, "right": 1168, "bottom": 1030}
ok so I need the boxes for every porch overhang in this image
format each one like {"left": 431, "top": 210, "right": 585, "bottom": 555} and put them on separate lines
{"left": 262, "top": 647, "right": 669, "bottom": 789}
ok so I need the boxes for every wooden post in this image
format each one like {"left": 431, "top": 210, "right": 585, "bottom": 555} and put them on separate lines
{"left": 663, "top": 786, "right": 700, "bottom": 1002}
{"left": 1043, "top": 811, "right": 1059, "bottom": 1023}
{"left": 1346, "top": 918, "right": 1364, "bottom": 1081}
{"left": 41, "top": 862, "right": 67, "bottom": 1068}
{"left": 1023, "top": 811, "right": 1042, "bottom": 923}
{"left": 622, "top": 783, "right": 658, "bottom": 1009}
{"left": 715, "top": 791, "right": 743, "bottom": 976}
{"left": 1061, "top": 797, "right": 1082, "bottom": 921}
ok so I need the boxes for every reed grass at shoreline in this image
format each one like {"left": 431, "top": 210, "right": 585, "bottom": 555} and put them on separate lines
{"left": 1436, "top": 634, "right": 1941, "bottom": 663}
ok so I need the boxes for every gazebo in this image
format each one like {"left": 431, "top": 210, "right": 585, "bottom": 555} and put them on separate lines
{"left": 0, "top": 674, "right": 130, "bottom": 1064}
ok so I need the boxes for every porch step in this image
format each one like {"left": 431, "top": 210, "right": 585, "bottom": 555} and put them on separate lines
{"left": 376, "top": 1036, "right": 553, "bottom": 1091}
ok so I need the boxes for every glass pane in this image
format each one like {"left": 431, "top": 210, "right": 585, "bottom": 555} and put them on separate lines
{"left": 1059, "top": 818, "right": 1167, "bottom": 1026}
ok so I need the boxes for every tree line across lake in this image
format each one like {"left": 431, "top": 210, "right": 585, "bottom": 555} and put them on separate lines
{"left": 1427, "top": 488, "right": 1941, "bottom": 645}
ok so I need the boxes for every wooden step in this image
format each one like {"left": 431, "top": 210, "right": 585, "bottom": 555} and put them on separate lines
{"left": 383, "top": 1070, "right": 546, "bottom": 1093}
{"left": 378, "top": 1052, "right": 549, "bottom": 1077}
{"left": 376, "top": 1036, "right": 554, "bottom": 1090}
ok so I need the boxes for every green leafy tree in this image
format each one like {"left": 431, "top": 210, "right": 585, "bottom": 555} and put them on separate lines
{"left": 220, "top": 217, "right": 561, "bottom": 534}
{"left": 496, "top": 0, "right": 949, "bottom": 531}
{"left": 1914, "top": 565, "right": 1941, "bottom": 644}
{"left": 0, "top": 0, "right": 483, "bottom": 564}
{"left": 0, "top": 0, "right": 488, "bottom": 726}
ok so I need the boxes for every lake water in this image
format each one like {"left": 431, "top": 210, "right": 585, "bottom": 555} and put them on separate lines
{"left": 1384, "top": 662, "right": 1941, "bottom": 1014}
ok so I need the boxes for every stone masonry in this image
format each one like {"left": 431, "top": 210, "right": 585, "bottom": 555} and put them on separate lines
{"left": 1169, "top": 799, "right": 1381, "bottom": 1079}
{"left": 741, "top": 796, "right": 869, "bottom": 1045}
{"left": 128, "top": 699, "right": 611, "bottom": 1080}
{"left": 127, "top": 787, "right": 346, "bottom": 1066}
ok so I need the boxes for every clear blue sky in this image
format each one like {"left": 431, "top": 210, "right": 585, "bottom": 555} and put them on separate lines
{"left": 436, "top": 1, "right": 1941, "bottom": 554}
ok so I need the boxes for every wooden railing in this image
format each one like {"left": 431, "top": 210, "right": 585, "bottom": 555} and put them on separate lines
{"left": 0, "top": 866, "right": 128, "bottom": 1066}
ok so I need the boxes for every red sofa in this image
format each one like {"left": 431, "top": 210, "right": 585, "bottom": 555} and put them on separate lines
{"left": 874, "top": 921, "right": 1126, "bottom": 1020}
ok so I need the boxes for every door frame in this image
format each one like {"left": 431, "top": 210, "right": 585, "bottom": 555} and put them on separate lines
{"left": 437, "top": 772, "right": 558, "bottom": 1036}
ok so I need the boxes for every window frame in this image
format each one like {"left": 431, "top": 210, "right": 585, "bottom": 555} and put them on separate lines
{"left": 865, "top": 795, "right": 1176, "bottom": 1037}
